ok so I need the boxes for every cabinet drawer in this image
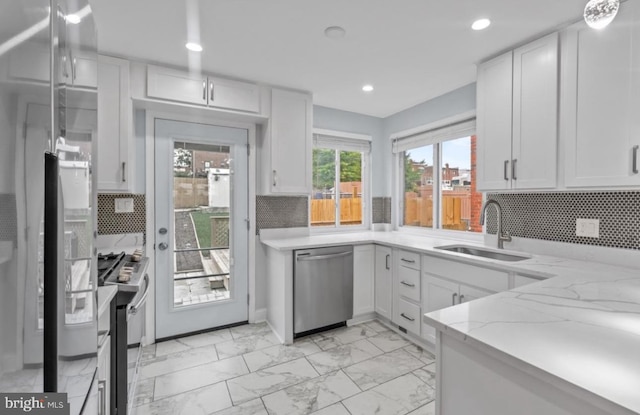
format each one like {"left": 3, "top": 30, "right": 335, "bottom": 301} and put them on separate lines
{"left": 397, "top": 298, "right": 421, "bottom": 336}
{"left": 398, "top": 250, "right": 420, "bottom": 270}
{"left": 398, "top": 266, "right": 420, "bottom": 302}
{"left": 425, "top": 255, "right": 509, "bottom": 292}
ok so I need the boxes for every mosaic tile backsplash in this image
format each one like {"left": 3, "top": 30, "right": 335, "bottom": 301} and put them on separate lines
{"left": 0, "top": 194, "right": 17, "bottom": 243}
{"left": 97, "top": 193, "right": 146, "bottom": 235}
{"left": 256, "top": 196, "right": 308, "bottom": 233}
{"left": 372, "top": 197, "right": 392, "bottom": 224}
{"left": 486, "top": 191, "right": 640, "bottom": 250}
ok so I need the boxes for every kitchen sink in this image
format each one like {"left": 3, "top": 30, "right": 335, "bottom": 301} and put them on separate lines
{"left": 435, "top": 245, "right": 530, "bottom": 262}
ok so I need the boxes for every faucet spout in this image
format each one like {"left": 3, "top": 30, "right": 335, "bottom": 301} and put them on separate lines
{"left": 479, "top": 200, "right": 511, "bottom": 249}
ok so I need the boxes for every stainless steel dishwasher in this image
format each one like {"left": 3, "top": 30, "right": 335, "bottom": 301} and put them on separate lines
{"left": 294, "top": 246, "right": 354, "bottom": 337}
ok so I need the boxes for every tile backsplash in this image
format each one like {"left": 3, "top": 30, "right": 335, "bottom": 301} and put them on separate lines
{"left": 372, "top": 197, "right": 392, "bottom": 224}
{"left": 486, "top": 191, "right": 640, "bottom": 250}
{"left": 97, "top": 193, "right": 146, "bottom": 235}
{"left": 256, "top": 196, "right": 308, "bottom": 233}
{"left": 0, "top": 193, "right": 17, "bottom": 243}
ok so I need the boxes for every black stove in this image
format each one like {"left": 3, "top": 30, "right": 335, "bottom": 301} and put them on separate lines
{"left": 97, "top": 251, "right": 126, "bottom": 286}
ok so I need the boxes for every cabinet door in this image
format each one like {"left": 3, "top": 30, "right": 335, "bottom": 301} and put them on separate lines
{"left": 147, "top": 64, "right": 207, "bottom": 106}
{"left": 97, "top": 336, "right": 110, "bottom": 415}
{"left": 398, "top": 265, "right": 420, "bottom": 303}
{"left": 208, "top": 76, "right": 260, "bottom": 113}
{"left": 270, "top": 88, "right": 312, "bottom": 194}
{"left": 374, "top": 245, "right": 393, "bottom": 320}
{"left": 562, "top": 0, "right": 640, "bottom": 187}
{"left": 71, "top": 51, "right": 98, "bottom": 88}
{"left": 98, "top": 56, "right": 133, "bottom": 192}
{"left": 422, "top": 275, "right": 459, "bottom": 344}
{"left": 512, "top": 33, "right": 558, "bottom": 189}
{"left": 477, "top": 51, "right": 514, "bottom": 191}
{"left": 458, "top": 284, "right": 493, "bottom": 304}
{"left": 8, "top": 40, "right": 49, "bottom": 83}
{"left": 353, "top": 244, "right": 375, "bottom": 317}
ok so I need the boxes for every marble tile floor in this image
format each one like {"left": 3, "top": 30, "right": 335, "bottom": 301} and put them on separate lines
{"left": 132, "top": 320, "right": 436, "bottom": 415}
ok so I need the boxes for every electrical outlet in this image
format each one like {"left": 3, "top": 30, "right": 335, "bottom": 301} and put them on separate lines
{"left": 114, "top": 198, "right": 134, "bottom": 213}
{"left": 576, "top": 218, "right": 599, "bottom": 238}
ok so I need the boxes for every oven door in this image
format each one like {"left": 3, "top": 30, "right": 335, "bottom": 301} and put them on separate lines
{"left": 126, "top": 273, "right": 148, "bottom": 414}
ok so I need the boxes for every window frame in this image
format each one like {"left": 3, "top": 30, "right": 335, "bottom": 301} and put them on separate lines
{"left": 391, "top": 111, "right": 484, "bottom": 240}
{"left": 311, "top": 128, "right": 372, "bottom": 233}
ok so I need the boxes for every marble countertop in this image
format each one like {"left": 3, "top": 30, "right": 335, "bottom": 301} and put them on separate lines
{"left": 261, "top": 230, "right": 640, "bottom": 413}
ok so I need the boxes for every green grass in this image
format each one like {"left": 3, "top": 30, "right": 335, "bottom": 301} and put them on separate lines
{"left": 189, "top": 210, "right": 230, "bottom": 257}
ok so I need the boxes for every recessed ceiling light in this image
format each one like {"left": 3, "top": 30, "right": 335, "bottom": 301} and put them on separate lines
{"left": 185, "top": 42, "right": 203, "bottom": 52}
{"left": 471, "top": 18, "right": 491, "bottom": 31}
{"left": 66, "top": 14, "right": 81, "bottom": 24}
{"left": 362, "top": 85, "right": 374, "bottom": 92}
{"left": 324, "top": 26, "right": 346, "bottom": 39}
{"left": 584, "top": 0, "right": 619, "bottom": 29}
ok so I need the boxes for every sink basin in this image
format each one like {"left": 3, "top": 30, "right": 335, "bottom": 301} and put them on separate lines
{"left": 435, "top": 245, "right": 530, "bottom": 262}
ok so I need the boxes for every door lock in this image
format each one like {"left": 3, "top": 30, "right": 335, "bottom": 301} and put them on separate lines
{"left": 159, "top": 227, "right": 168, "bottom": 235}
{"left": 158, "top": 242, "right": 168, "bottom": 251}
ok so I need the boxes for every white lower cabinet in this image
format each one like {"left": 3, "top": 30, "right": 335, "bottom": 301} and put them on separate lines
{"left": 353, "top": 244, "right": 375, "bottom": 318}
{"left": 397, "top": 298, "right": 421, "bottom": 335}
{"left": 374, "top": 245, "right": 393, "bottom": 320}
{"left": 394, "top": 249, "right": 422, "bottom": 336}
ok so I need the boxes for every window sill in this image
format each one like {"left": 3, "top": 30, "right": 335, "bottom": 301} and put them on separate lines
{"left": 310, "top": 225, "right": 371, "bottom": 235}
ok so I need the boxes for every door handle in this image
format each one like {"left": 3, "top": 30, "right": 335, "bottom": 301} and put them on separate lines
{"left": 202, "top": 80, "right": 206, "bottom": 100}
{"left": 633, "top": 145, "right": 639, "bottom": 174}
{"left": 504, "top": 160, "right": 509, "bottom": 181}
{"left": 385, "top": 254, "right": 390, "bottom": 270}
{"left": 122, "top": 162, "right": 126, "bottom": 182}
{"left": 273, "top": 170, "right": 277, "bottom": 187}
{"left": 209, "top": 82, "right": 214, "bottom": 102}
{"left": 512, "top": 159, "right": 517, "bottom": 180}
{"left": 452, "top": 293, "right": 457, "bottom": 305}
{"left": 296, "top": 251, "right": 352, "bottom": 261}
{"left": 158, "top": 242, "right": 168, "bottom": 251}
{"left": 459, "top": 294, "right": 465, "bottom": 303}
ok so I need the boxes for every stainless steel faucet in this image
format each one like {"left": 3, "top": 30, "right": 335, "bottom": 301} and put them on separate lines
{"left": 479, "top": 200, "right": 512, "bottom": 249}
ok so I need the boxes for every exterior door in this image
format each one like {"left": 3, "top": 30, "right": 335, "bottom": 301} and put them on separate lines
{"left": 154, "top": 119, "right": 248, "bottom": 339}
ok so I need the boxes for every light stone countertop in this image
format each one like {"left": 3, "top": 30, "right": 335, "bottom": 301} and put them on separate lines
{"left": 261, "top": 230, "right": 640, "bottom": 414}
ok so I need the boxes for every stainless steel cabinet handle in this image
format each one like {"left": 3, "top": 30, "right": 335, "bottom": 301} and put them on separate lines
{"left": 452, "top": 293, "right": 458, "bottom": 305}
{"left": 512, "top": 159, "right": 517, "bottom": 180}
{"left": 72, "top": 57, "right": 77, "bottom": 81}
{"left": 400, "top": 313, "right": 415, "bottom": 322}
{"left": 400, "top": 258, "right": 415, "bottom": 264}
{"left": 98, "top": 380, "right": 106, "bottom": 415}
{"left": 202, "top": 80, "right": 206, "bottom": 100}
{"left": 400, "top": 281, "right": 416, "bottom": 288}
{"left": 62, "top": 55, "right": 69, "bottom": 78}
{"left": 385, "top": 254, "right": 390, "bottom": 270}
{"left": 273, "top": 170, "right": 277, "bottom": 187}
{"left": 459, "top": 294, "right": 465, "bottom": 303}
{"left": 633, "top": 145, "right": 639, "bottom": 174}
{"left": 158, "top": 242, "right": 168, "bottom": 250}
{"left": 122, "top": 162, "right": 126, "bottom": 182}
{"left": 209, "top": 82, "right": 214, "bottom": 102}
{"left": 504, "top": 160, "right": 509, "bottom": 181}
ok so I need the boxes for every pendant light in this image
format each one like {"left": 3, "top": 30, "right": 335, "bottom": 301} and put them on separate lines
{"left": 584, "top": 0, "right": 620, "bottom": 29}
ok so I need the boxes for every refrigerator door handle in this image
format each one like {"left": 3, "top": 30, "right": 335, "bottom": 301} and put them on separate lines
{"left": 43, "top": 152, "right": 59, "bottom": 392}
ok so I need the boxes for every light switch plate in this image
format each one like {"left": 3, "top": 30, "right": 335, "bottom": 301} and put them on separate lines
{"left": 576, "top": 218, "right": 599, "bottom": 238}
{"left": 114, "top": 198, "right": 134, "bottom": 213}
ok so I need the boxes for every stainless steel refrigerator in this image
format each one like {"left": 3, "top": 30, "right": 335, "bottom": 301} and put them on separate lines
{"left": 0, "top": 1, "right": 99, "bottom": 414}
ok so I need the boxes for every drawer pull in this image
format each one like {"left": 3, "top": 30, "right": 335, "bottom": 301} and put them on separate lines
{"left": 400, "top": 281, "right": 415, "bottom": 288}
{"left": 401, "top": 258, "right": 416, "bottom": 264}
{"left": 633, "top": 145, "right": 639, "bottom": 174}
{"left": 504, "top": 160, "right": 509, "bottom": 181}
{"left": 385, "top": 254, "right": 390, "bottom": 270}
{"left": 400, "top": 313, "right": 415, "bottom": 322}
{"left": 452, "top": 293, "right": 458, "bottom": 305}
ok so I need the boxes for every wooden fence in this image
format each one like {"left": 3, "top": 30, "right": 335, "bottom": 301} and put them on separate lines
{"left": 174, "top": 177, "right": 209, "bottom": 208}
{"left": 405, "top": 192, "right": 470, "bottom": 230}
{"left": 311, "top": 198, "right": 362, "bottom": 225}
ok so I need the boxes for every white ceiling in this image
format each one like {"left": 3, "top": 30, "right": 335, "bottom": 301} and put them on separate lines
{"left": 89, "top": 0, "right": 587, "bottom": 118}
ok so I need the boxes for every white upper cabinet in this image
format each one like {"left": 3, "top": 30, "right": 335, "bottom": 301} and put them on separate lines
{"left": 260, "top": 88, "right": 312, "bottom": 195}
{"left": 561, "top": 0, "right": 640, "bottom": 188}
{"left": 97, "top": 55, "right": 134, "bottom": 192}
{"left": 146, "top": 64, "right": 260, "bottom": 113}
{"left": 70, "top": 50, "right": 98, "bottom": 89}
{"left": 477, "top": 33, "right": 559, "bottom": 191}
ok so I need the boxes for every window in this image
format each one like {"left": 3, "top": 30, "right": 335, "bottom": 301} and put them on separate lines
{"left": 394, "top": 115, "right": 482, "bottom": 233}
{"left": 311, "top": 130, "right": 371, "bottom": 229}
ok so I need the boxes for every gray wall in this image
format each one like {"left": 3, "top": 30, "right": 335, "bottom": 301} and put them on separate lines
{"left": 380, "top": 83, "right": 477, "bottom": 196}
{"left": 313, "top": 106, "right": 385, "bottom": 196}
